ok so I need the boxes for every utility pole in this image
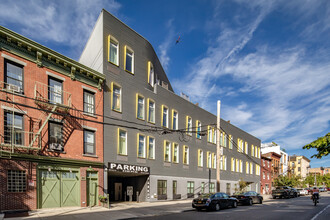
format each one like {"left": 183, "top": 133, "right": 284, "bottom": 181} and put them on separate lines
{"left": 216, "top": 100, "right": 221, "bottom": 192}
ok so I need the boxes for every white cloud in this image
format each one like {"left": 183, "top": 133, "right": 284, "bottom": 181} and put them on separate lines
{"left": 0, "top": 0, "right": 121, "bottom": 58}
{"left": 158, "top": 19, "right": 175, "bottom": 71}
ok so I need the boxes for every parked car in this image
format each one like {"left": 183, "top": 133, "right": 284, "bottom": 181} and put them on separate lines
{"left": 272, "top": 186, "right": 294, "bottom": 199}
{"left": 319, "top": 187, "right": 325, "bottom": 192}
{"left": 297, "top": 188, "right": 308, "bottom": 196}
{"left": 291, "top": 188, "right": 299, "bottom": 197}
{"left": 231, "top": 191, "right": 263, "bottom": 205}
{"left": 192, "top": 192, "right": 238, "bottom": 211}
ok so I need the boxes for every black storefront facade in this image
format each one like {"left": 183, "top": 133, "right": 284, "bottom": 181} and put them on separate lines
{"left": 107, "top": 162, "right": 150, "bottom": 202}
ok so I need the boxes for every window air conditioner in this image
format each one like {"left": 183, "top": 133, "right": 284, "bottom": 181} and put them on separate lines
{"left": 49, "top": 143, "right": 63, "bottom": 151}
{"left": 7, "top": 84, "right": 21, "bottom": 93}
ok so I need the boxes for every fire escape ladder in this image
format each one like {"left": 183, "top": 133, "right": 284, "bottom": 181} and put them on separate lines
{"left": 29, "top": 105, "right": 58, "bottom": 148}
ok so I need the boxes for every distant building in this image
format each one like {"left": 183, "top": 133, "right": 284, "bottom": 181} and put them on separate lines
{"left": 261, "top": 155, "right": 272, "bottom": 194}
{"left": 288, "top": 155, "right": 311, "bottom": 179}
{"left": 309, "top": 167, "right": 330, "bottom": 176}
{"left": 261, "top": 142, "right": 288, "bottom": 176}
{"left": 262, "top": 152, "right": 281, "bottom": 189}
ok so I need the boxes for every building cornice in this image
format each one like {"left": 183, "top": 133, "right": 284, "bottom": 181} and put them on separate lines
{"left": 0, "top": 25, "right": 105, "bottom": 90}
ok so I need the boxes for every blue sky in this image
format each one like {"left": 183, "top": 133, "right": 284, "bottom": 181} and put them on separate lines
{"left": 0, "top": 0, "right": 329, "bottom": 168}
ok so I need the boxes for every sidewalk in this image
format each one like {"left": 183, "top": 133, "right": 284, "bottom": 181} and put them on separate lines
{"left": 5, "top": 199, "right": 192, "bottom": 219}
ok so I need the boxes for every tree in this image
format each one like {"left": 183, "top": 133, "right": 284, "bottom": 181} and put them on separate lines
{"left": 303, "top": 133, "right": 330, "bottom": 159}
{"left": 273, "top": 175, "right": 302, "bottom": 188}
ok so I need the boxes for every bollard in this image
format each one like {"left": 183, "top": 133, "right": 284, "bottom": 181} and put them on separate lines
{"left": 136, "top": 191, "right": 139, "bottom": 203}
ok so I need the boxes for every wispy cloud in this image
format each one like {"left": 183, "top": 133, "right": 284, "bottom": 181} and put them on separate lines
{"left": 0, "top": 0, "right": 121, "bottom": 59}
{"left": 158, "top": 19, "right": 176, "bottom": 71}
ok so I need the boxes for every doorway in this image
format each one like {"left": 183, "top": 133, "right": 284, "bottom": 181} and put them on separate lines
{"left": 115, "top": 183, "right": 122, "bottom": 201}
{"left": 87, "top": 171, "right": 98, "bottom": 207}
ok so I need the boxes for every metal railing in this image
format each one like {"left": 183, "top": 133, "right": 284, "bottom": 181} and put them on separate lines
{"left": 34, "top": 81, "right": 72, "bottom": 108}
{"left": 0, "top": 130, "right": 41, "bottom": 151}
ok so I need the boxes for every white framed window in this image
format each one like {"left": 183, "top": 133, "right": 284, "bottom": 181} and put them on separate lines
{"left": 229, "top": 135, "right": 233, "bottom": 149}
{"left": 136, "top": 94, "right": 145, "bottom": 120}
{"left": 147, "top": 136, "right": 155, "bottom": 159}
{"left": 172, "top": 143, "right": 179, "bottom": 163}
{"left": 147, "top": 99, "right": 155, "bottom": 123}
{"left": 198, "top": 149, "right": 203, "bottom": 167}
{"left": 245, "top": 142, "right": 248, "bottom": 154}
{"left": 186, "top": 116, "right": 192, "bottom": 136}
{"left": 212, "top": 153, "right": 216, "bottom": 169}
{"left": 220, "top": 132, "right": 223, "bottom": 146}
{"left": 108, "top": 35, "right": 119, "bottom": 65}
{"left": 246, "top": 162, "right": 249, "bottom": 174}
{"left": 224, "top": 134, "right": 227, "bottom": 147}
{"left": 125, "top": 46, "right": 134, "bottom": 74}
{"left": 84, "top": 129, "right": 95, "bottom": 155}
{"left": 223, "top": 156, "right": 227, "bottom": 170}
{"left": 112, "top": 83, "right": 121, "bottom": 112}
{"left": 172, "top": 110, "right": 178, "bottom": 130}
{"left": 137, "top": 134, "right": 146, "bottom": 158}
{"left": 231, "top": 158, "right": 235, "bottom": 172}
{"left": 208, "top": 126, "right": 213, "bottom": 143}
{"left": 207, "top": 152, "right": 212, "bottom": 168}
{"left": 148, "top": 61, "right": 154, "bottom": 87}
{"left": 196, "top": 120, "right": 201, "bottom": 139}
{"left": 164, "top": 141, "right": 171, "bottom": 162}
{"left": 162, "top": 105, "right": 169, "bottom": 128}
{"left": 240, "top": 160, "right": 243, "bottom": 173}
{"left": 118, "top": 129, "right": 127, "bottom": 155}
{"left": 183, "top": 145, "right": 189, "bottom": 165}
{"left": 83, "top": 90, "right": 95, "bottom": 114}
{"left": 236, "top": 159, "right": 239, "bottom": 172}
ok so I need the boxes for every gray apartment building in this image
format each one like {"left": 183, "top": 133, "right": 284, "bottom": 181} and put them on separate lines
{"left": 79, "top": 9, "right": 261, "bottom": 202}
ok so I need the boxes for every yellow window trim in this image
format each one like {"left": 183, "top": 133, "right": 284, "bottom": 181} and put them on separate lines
{"left": 186, "top": 116, "right": 192, "bottom": 136}
{"left": 161, "top": 105, "right": 169, "bottom": 128}
{"left": 111, "top": 82, "right": 122, "bottom": 113}
{"left": 196, "top": 120, "right": 201, "bottom": 139}
{"left": 172, "top": 142, "right": 179, "bottom": 163}
{"left": 198, "top": 149, "right": 203, "bottom": 167}
{"left": 171, "top": 109, "right": 178, "bottom": 130}
{"left": 136, "top": 133, "right": 146, "bottom": 158}
{"left": 147, "top": 61, "right": 153, "bottom": 84}
{"left": 108, "top": 35, "right": 119, "bottom": 66}
{"left": 124, "top": 45, "right": 134, "bottom": 75}
{"left": 206, "top": 151, "right": 210, "bottom": 168}
{"left": 164, "top": 140, "right": 171, "bottom": 162}
{"left": 146, "top": 136, "right": 155, "bottom": 160}
{"left": 136, "top": 93, "right": 145, "bottom": 121}
{"left": 183, "top": 145, "right": 189, "bottom": 165}
{"left": 117, "top": 128, "right": 127, "bottom": 156}
{"left": 147, "top": 98, "right": 155, "bottom": 124}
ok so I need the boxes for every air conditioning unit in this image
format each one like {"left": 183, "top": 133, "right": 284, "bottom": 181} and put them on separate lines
{"left": 7, "top": 84, "right": 21, "bottom": 93}
{"left": 49, "top": 143, "right": 63, "bottom": 151}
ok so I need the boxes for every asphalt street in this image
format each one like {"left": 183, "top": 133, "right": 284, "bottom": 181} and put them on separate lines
{"left": 137, "top": 192, "right": 330, "bottom": 220}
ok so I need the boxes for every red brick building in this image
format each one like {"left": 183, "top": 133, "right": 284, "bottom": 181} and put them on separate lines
{"left": 260, "top": 155, "right": 272, "bottom": 194}
{"left": 262, "top": 152, "right": 281, "bottom": 190}
{"left": 0, "top": 26, "right": 105, "bottom": 211}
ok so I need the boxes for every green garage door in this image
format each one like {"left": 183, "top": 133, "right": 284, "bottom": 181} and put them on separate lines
{"left": 39, "top": 170, "right": 80, "bottom": 208}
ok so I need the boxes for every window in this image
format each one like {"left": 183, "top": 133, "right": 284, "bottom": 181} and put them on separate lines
{"left": 223, "top": 156, "right": 227, "bottom": 170}
{"left": 246, "top": 162, "right": 249, "bottom": 174}
{"left": 84, "top": 130, "right": 95, "bottom": 155}
{"left": 162, "top": 105, "right": 169, "bottom": 128}
{"left": 237, "top": 139, "right": 244, "bottom": 153}
{"left": 187, "top": 181, "right": 194, "bottom": 194}
{"left": 198, "top": 149, "right": 203, "bottom": 167}
{"left": 157, "top": 180, "right": 167, "bottom": 196}
{"left": 236, "top": 159, "right": 239, "bottom": 172}
{"left": 108, "top": 35, "right": 119, "bottom": 65}
{"left": 164, "top": 141, "right": 171, "bottom": 162}
{"left": 267, "top": 173, "right": 270, "bottom": 180}
{"left": 245, "top": 142, "right": 248, "bottom": 154}
{"left": 173, "top": 180, "right": 177, "bottom": 195}
{"left": 255, "top": 146, "right": 258, "bottom": 158}
{"left": 208, "top": 126, "right": 216, "bottom": 144}
{"left": 148, "top": 61, "right": 154, "bottom": 87}
{"left": 229, "top": 135, "right": 233, "bottom": 149}
{"left": 111, "top": 83, "right": 121, "bottom": 112}
{"left": 263, "top": 171, "right": 265, "bottom": 179}
{"left": 5, "top": 60, "right": 23, "bottom": 93}
{"left": 186, "top": 116, "right": 192, "bottom": 136}
{"left": 268, "top": 161, "right": 270, "bottom": 168}
{"left": 136, "top": 94, "right": 145, "bottom": 120}
{"left": 4, "top": 111, "right": 23, "bottom": 146}
{"left": 207, "top": 152, "right": 212, "bottom": 168}
{"left": 258, "top": 147, "right": 260, "bottom": 158}
{"left": 118, "top": 129, "right": 127, "bottom": 155}
{"left": 298, "top": 159, "right": 301, "bottom": 164}
{"left": 220, "top": 132, "right": 223, "bottom": 146}
{"left": 240, "top": 160, "right": 243, "bottom": 173}
{"left": 147, "top": 136, "right": 155, "bottom": 159}
{"left": 201, "top": 182, "right": 205, "bottom": 193}
{"left": 147, "top": 99, "right": 155, "bottom": 123}
{"left": 183, "top": 145, "right": 189, "bottom": 165}
{"left": 172, "top": 110, "right": 178, "bottom": 130}
{"left": 125, "top": 46, "right": 134, "bottom": 74}
{"left": 83, "top": 90, "right": 95, "bottom": 114}
{"left": 172, "top": 143, "right": 179, "bottom": 163}
{"left": 196, "top": 120, "right": 201, "bottom": 139}
{"left": 213, "top": 128, "right": 217, "bottom": 144}
{"left": 250, "top": 163, "right": 253, "bottom": 174}
{"left": 256, "top": 164, "right": 260, "bottom": 175}
{"left": 220, "top": 156, "right": 223, "bottom": 170}
{"left": 212, "top": 153, "right": 216, "bottom": 169}
{"left": 263, "top": 160, "right": 265, "bottom": 167}
{"left": 7, "top": 170, "right": 26, "bottom": 192}
{"left": 210, "top": 182, "right": 215, "bottom": 193}
{"left": 49, "top": 77, "right": 63, "bottom": 104}
{"left": 208, "top": 126, "right": 213, "bottom": 143}
{"left": 231, "top": 158, "right": 235, "bottom": 172}
{"left": 49, "top": 121, "right": 63, "bottom": 151}
{"left": 251, "top": 145, "right": 255, "bottom": 157}
{"left": 224, "top": 134, "right": 227, "bottom": 147}
{"left": 137, "top": 134, "right": 146, "bottom": 158}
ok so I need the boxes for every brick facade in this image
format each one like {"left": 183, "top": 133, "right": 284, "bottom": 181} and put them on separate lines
{"left": 260, "top": 156, "right": 272, "bottom": 194}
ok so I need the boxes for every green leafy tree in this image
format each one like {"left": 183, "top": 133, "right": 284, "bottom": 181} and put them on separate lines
{"left": 303, "top": 133, "right": 330, "bottom": 158}
{"left": 304, "top": 173, "right": 330, "bottom": 187}
{"left": 273, "top": 175, "right": 302, "bottom": 187}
